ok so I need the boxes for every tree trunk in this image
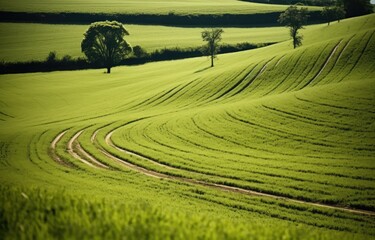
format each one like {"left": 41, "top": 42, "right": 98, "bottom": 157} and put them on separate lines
{"left": 107, "top": 67, "right": 111, "bottom": 74}
{"left": 211, "top": 54, "right": 214, "bottom": 67}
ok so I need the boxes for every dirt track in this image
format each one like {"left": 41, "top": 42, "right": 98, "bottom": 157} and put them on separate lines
{"left": 103, "top": 130, "right": 375, "bottom": 216}
{"left": 50, "top": 129, "right": 375, "bottom": 216}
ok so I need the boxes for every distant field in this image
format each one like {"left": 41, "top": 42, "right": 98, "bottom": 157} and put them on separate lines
{"left": 0, "top": 0, "right": 294, "bottom": 14}
{"left": 0, "top": 23, "right": 288, "bottom": 62}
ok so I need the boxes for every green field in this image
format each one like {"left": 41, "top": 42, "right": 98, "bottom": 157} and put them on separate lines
{"left": 1, "top": 10, "right": 375, "bottom": 240}
{"left": 0, "top": 23, "right": 288, "bottom": 62}
{"left": 0, "top": 0, "right": 295, "bottom": 14}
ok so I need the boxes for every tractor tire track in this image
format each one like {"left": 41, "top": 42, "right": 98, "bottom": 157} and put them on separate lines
{"left": 214, "top": 63, "right": 258, "bottom": 100}
{"left": 68, "top": 130, "right": 110, "bottom": 169}
{"left": 301, "top": 41, "right": 342, "bottom": 89}
{"left": 99, "top": 127, "right": 375, "bottom": 216}
{"left": 67, "top": 131, "right": 97, "bottom": 168}
{"left": 230, "top": 57, "right": 275, "bottom": 97}
{"left": 263, "top": 50, "right": 306, "bottom": 96}
{"left": 50, "top": 130, "right": 74, "bottom": 167}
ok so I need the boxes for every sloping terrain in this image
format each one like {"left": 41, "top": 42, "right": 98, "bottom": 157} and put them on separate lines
{"left": 0, "top": 14, "right": 374, "bottom": 239}
{"left": 0, "top": 0, "right": 291, "bottom": 14}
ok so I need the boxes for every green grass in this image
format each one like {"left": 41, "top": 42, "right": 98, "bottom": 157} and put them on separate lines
{"left": 0, "top": 0, "right": 295, "bottom": 14}
{"left": 0, "top": 14, "right": 375, "bottom": 239}
{"left": 1, "top": 186, "right": 367, "bottom": 240}
{"left": 0, "top": 23, "right": 288, "bottom": 62}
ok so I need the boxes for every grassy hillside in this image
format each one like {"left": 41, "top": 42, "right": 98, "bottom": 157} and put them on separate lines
{"left": 0, "top": 13, "right": 374, "bottom": 239}
{"left": 0, "top": 0, "right": 293, "bottom": 14}
{"left": 0, "top": 23, "right": 287, "bottom": 62}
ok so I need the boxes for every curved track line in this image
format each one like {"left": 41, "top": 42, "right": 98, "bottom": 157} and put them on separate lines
{"left": 50, "top": 131, "right": 72, "bottom": 167}
{"left": 67, "top": 131, "right": 99, "bottom": 168}
{"left": 51, "top": 131, "right": 66, "bottom": 151}
{"left": 76, "top": 142, "right": 110, "bottom": 169}
{"left": 231, "top": 57, "right": 275, "bottom": 97}
{"left": 336, "top": 36, "right": 354, "bottom": 64}
{"left": 99, "top": 148, "right": 164, "bottom": 179}
{"left": 214, "top": 64, "right": 257, "bottom": 100}
{"left": 101, "top": 128, "right": 375, "bottom": 216}
{"left": 72, "top": 130, "right": 110, "bottom": 169}
{"left": 275, "top": 55, "right": 285, "bottom": 67}
{"left": 106, "top": 131, "right": 175, "bottom": 170}
{"left": 301, "top": 41, "right": 342, "bottom": 89}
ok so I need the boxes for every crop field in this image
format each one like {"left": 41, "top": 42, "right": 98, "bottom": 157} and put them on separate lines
{"left": 0, "top": 23, "right": 288, "bottom": 62}
{"left": 0, "top": 0, "right": 295, "bottom": 14}
{"left": 0, "top": 9, "right": 375, "bottom": 240}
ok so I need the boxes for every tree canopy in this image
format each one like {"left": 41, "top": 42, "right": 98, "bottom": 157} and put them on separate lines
{"left": 201, "top": 28, "right": 224, "bottom": 67}
{"left": 322, "top": 5, "right": 345, "bottom": 25}
{"left": 341, "top": 0, "right": 373, "bottom": 18}
{"left": 81, "top": 21, "right": 132, "bottom": 73}
{"left": 278, "top": 6, "right": 309, "bottom": 49}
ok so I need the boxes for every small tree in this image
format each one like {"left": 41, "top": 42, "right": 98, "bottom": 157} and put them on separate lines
{"left": 201, "top": 28, "right": 224, "bottom": 67}
{"left": 278, "top": 6, "right": 309, "bottom": 49}
{"left": 334, "top": 5, "right": 346, "bottom": 23}
{"left": 322, "top": 6, "right": 345, "bottom": 25}
{"left": 81, "top": 21, "right": 132, "bottom": 74}
{"left": 46, "top": 51, "right": 57, "bottom": 63}
{"left": 133, "top": 45, "right": 148, "bottom": 58}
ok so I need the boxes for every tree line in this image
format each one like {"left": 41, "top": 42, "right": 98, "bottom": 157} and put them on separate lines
{"left": 2, "top": 0, "right": 372, "bottom": 74}
{"left": 0, "top": 43, "right": 273, "bottom": 74}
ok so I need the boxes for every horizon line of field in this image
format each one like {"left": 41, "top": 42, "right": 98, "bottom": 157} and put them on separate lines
{"left": 0, "top": 11, "right": 324, "bottom": 27}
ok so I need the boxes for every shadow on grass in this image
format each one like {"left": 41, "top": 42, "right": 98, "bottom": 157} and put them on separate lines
{"left": 194, "top": 66, "right": 212, "bottom": 74}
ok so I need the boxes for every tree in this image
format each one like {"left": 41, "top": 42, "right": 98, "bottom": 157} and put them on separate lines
{"left": 201, "top": 28, "right": 224, "bottom": 67}
{"left": 341, "top": 0, "right": 373, "bottom": 18}
{"left": 322, "top": 6, "right": 345, "bottom": 25}
{"left": 132, "top": 45, "right": 148, "bottom": 58}
{"left": 81, "top": 21, "right": 132, "bottom": 74}
{"left": 46, "top": 51, "right": 57, "bottom": 63}
{"left": 278, "top": 6, "right": 309, "bottom": 49}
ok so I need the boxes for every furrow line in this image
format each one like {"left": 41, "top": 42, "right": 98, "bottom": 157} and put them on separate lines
{"left": 99, "top": 127, "right": 375, "bottom": 216}
{"left": 214, "top": 63, "right": 257, "bottom": 100}
{"left": 295, "top": 95, "right": 375, "bottom": 114}
{"left": 261, "top": 104, "right": 366, "bottom": 133}
{"left": 263, "top": 50, "right": 306, "bottom": 96}
{"left": 161, "top": 120, "right": 364, "bottom": 178}
{"left": 67, "top": 130, "right": 98, "bottom": 168}
{"left": 106, "top": 131, "right": 175, "bottom": 170}
{"left": 49, "top": 130, "right": 74, "bottom": 167}
{"left": 301, "top": 40, "right": 342, "bottom": 89}
{"left": 231, "top": 58, "right": 275, "bottom": 97}
{"left": 274, "top": 55, "right": 285, "bottom": 67}
{"left": 142, "top": 125, "right": 375, "bottom": 190}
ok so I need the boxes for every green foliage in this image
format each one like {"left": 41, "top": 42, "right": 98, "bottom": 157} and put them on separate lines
{"left": 341, "top": 0, "right": 373, "bottom": 18}
{"left": 241, "top": 0, "right": 335, "bottom": 6}
{"left": 2, "top": 186, "right": 367, "bottom": 240}
{"left": 132, "top": 45, "right": 148, "bottom": 58}
{"left": 278, "top": 5, "right": 309, "bottom": 48}
{"left": 45, "top": 51, "right": 57, "bottom": 63}
{"left": 81, "top": 21, "right": 132, "bottom": 73}
{"left": 201, "top": 28, "right": 224, "bottom": 67}
{"left": 322, "top": 6, "right": 346, "bottom": 25}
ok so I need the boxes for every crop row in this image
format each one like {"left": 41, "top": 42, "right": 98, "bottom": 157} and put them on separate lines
{"left": 40, "top": 124, "right": 375, "bottom": 236}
